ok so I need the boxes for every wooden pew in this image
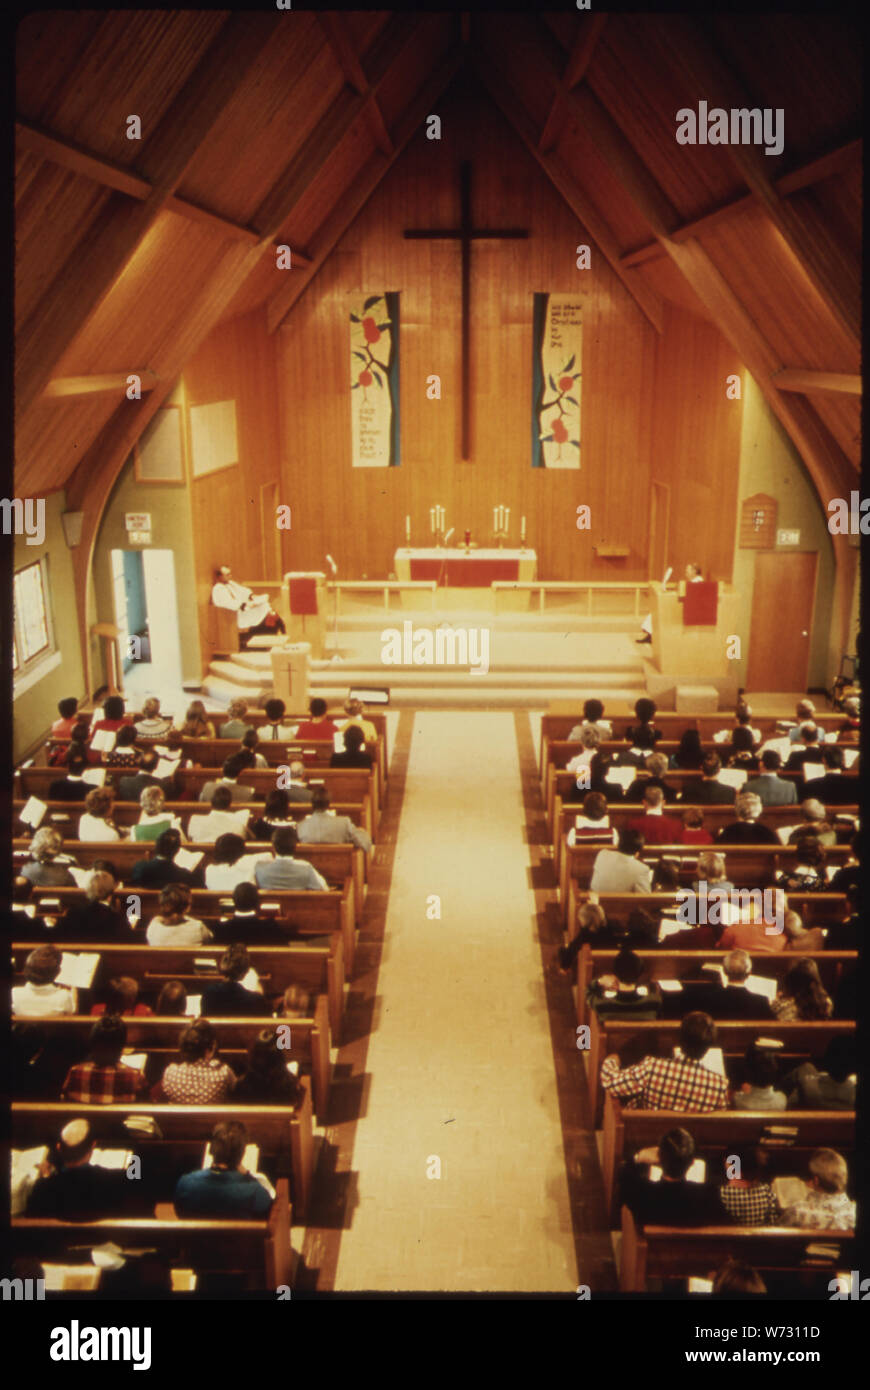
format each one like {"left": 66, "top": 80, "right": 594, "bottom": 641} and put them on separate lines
{"left": 17, "top": 765, "right": 377, "bottom": 837}
{"left": 13, "top": 1177, "right": 293, "bottom": 1291}
{"left": 575, "top": 946, "right": 856, "bottom": 1027}
{"left": 602, "top": 1092, "right": 856, "bottom": 1226}
{"left": 14, "top": 836, "right": 366, "bottom": 930}
{"left": 26, "top": 881, "right": 358, "bottom": 978}
{"left": 546, "top": 763, "right": 857, "bottom": 838}
{"left": 9, "top": 1007, "right": 332, "bottom": 1124}
{"left": 619, "top": 1204, "right": 855, "bottom": 1292}
{"left": 552, "top": 797, "right": 857, "bottom": 875}
{"left": 585, "top": 1014, "right": 855, "bottom": 1126}
{"left": 15, "top": 797, "right": 370, "bottom": 833}
{"left": 564, "top": 888, "right": 849, "bottom": 948}
{"left": 12, "top": 932, "right": 345, "bottom": 1043}
{"left": 539, "top": 709, "right": 851, "bottom": 775}
{"left": 13, "top": 1087, "right": 315, "bottom": 1220}
{"left": 558, "top": 840, "right": 851, "bottom": 918}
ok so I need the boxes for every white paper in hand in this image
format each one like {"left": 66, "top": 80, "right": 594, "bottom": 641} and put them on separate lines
{"left": 90, "top": 728, "right": 116, "bottom": 753}
{"left": 20, "top": 796, "right": 47, "bottom": 829}
{"left": 174, "top": 848, "right": 203, "bottom": 871}
{"left": 56, "top": 952, "right": 100, "bottom": 989}
{"left": 81, "top": 767, "right": 107, "bottom": 787}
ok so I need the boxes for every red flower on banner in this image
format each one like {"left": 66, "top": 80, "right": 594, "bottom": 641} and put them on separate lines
{"left": 351, "top": 297, "right": 391, "bottom": 398}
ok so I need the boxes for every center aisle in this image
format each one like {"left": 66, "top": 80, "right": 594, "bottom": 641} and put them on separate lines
{"left": 334, "top": 712, "right": 578, "bottom": 1292}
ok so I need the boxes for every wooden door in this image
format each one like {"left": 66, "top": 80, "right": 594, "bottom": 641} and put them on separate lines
{"left": 746, "top": 551, "right": 818, "bottom": 692}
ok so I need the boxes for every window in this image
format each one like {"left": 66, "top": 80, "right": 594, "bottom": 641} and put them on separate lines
{"left": 13, "top": 558, "right": 54, "bottom": 672}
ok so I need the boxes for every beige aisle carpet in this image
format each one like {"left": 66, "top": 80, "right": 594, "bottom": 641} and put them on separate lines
{"left": 334, "top": 712, "right": 578, "bottom": 1292}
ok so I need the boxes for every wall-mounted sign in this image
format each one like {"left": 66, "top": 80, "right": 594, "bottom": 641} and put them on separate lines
{"left": 739, "top": 493, "right": 777, "bottom": 548}
{"left": 125, "top": 513, "right": 152, "bottom": 531}
{"left": 128, "top": 531, "right": 151, "bottom": 545}
{"left": 777, "top": 528, "right": 800, "bottom": 546}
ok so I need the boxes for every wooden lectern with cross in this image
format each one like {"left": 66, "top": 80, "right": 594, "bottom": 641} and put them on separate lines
{"left": 404, "top": 161, "right": 528, "bottom": 458}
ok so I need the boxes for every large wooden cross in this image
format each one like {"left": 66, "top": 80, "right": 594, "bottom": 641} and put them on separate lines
{"left": 404, "top": 161, "right": 528, "bottom": 459}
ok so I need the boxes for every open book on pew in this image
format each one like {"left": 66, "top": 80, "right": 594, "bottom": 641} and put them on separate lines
{"left": 19, "top": 795, "right": 47, "bottom": 829}
{"left": 174, "top": 848, "right": 203, "bottom": 871}
{"left": 184, "top": 995, "right": 203, "bottom": 1016}
{"left": 649, "top": 1157, "right": 706, "bottom": 1184}
{"left": 674, "top": 1045, "right": 726, "bottom": 1077}
{"left": 800, "top": 763, "right": 826, "bottom": 782}
{"left": 604, "top": 766, "right": 636, "bottom": 791}
{"left": 90, "top": 728, "right": 116, "bottom": 753}
{"left": 700, "top": 964, "right": 777, "bottom": 1000}
{"left": 41, "top": 1266, "right": 102, "bottom": 1292}
{"left": 91, "top": 1148, "right": 133, "bottom": 1170}
{"left": 717, "top": 768, "right": 748, "bottom": 790}
{"left": 56, "top": 951, "right": 100, "bottom": 989}
{"left": 688, "top": 1278, "right": 714, "bottom": 1293}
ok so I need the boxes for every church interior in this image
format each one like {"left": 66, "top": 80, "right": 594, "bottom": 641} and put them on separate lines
{"left": 8, "top": 7, "right": 863, "bottom": 1303}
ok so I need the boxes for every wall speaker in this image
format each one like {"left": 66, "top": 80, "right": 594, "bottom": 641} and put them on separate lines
{"left": 60, "top": 511, "right": 83, "bottom": 548}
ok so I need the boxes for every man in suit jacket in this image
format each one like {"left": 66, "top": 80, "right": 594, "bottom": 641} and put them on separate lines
{"left": 130, "top": 829, "right": 203, "bottom": 889}
{"left": 706, "top": 949, "right": 773, "bottom": 1019}
{"left": 785, "top": 724, "right": 826, "bottom": 773}
{"left": 296, "top": 787, "right": 372, "bottom": 852}
{"left": 27, "top": 1119, "right": 143, "bottom": 1219}
{"left": 619, "top": 1127, "right": 726, "bottom": 1226}
{"left": 744, "top": 750, "right": 798, "bottom": 807}
{"left": 682, "top": 753, "right": 736, "bottom": 805}
{"left": 330, "top": 724, "right": 372, "bottom": 769}
{"left": 201, "top": 944, "right": 272, "bottom": 1016}
{"left": 625, "top": 786, "right": 682, "bottom": 845}
{"left": 117, "top": 751, "right": 165, "bottom": 803}
{"left": 715, "top": 791, "right": 779, "bottom": 845}
{"left": 55, "top": 870, "right": 132, "bottom": 942}
{"left": 48, "top": 754, "right": 92, "bottom": 801}
{"left": 801, "top": 746, "right": 856, "bottom": 806}
{"left": 254, "top": 826, "right": 328, "bottom": 891}
{"left": 282, "top": 761, "right": 314, "bottom": 804}
{"left": 199, "top": 754, "right": 260, "bottom": 805}
{"left": 213, "top": 882, "right": 296, "bottom": 946}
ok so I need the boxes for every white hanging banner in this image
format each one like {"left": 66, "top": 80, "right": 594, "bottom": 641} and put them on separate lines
{"left": 349, "top": 293, "right": 400, "bottom": 468}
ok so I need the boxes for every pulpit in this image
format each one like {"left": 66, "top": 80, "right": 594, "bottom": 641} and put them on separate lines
{"left": 645, "top": 580, "right": 741, "bottom": 709}
{"left": 270, "top": 642, "right": 311, "bottom": 709}
{"left": 282, "top": 572, "right": 326, "bottom": 658}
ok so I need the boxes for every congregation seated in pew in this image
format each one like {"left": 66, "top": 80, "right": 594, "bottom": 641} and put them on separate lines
{"left": 198, "top": 753, "right": 262, "bottom": 805}
{"left": 204, "top": 833, "right": 267, "bottom": 891}
{"left": 590, "top": 829, "right": 652, "bottom": 893}
{"left": 131, "top": 829, "right": 203, "bottom": 889}
{"left": 298, "top": 786, "right": 372, "bottom": 853}
{"left": 201, "top": 943, "right": 272, "bottom": 1017}
{"left": 174, "top": 1120, "right": 274, "bottom": 1218}
{"left": 330, "top": 723, "right": 373, "bottom": 769}
{"left": 134, "top": 785, "right": 186, "bottom": 841}
{"left": 254, "top": 826, "right": 328, "bottom": 891}
{"left": 188, "top": 784, "right": 253, "bottom": 841}
{"left": 586, "top": 946, "right": 662, "bottom": 1021}
{"left": 61, "top": 1013, "right": 147, "bottom": 1103}
{"left": 146, "top": 883, "right": 213, "bottom": 947}
{"left": 12, "top": 945, "right": 76, "bottom": 1017}
{"left": 159, "top": 1019, "right": 236, "bottom": 1102}
{"left": 601, "top": 1011, "right": 730, "bottom": 1112}
{"left": 715, "top": 792, "right": 779, "bottom": 845}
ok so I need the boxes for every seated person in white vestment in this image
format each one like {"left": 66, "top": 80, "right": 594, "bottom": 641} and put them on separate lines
{"left": 211, "top": 566, "right": 286, "bottom": 647}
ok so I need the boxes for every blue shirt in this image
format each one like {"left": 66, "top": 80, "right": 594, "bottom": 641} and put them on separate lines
{"left": 174, "top": 1167, "right": 273, "bottom": 1218}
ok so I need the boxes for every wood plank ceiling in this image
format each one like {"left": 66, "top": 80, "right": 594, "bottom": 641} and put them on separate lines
{"left": 14, "top": 8, "right": 861, "bottom": 515}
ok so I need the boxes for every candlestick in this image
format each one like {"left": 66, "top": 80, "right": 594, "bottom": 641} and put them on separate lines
{"left": 505, "top": 507, "right": 510, "bottom": 531}
{"left": 493, "top": 506, "right": 497, "bottom": 531}
{"left": 521, "top": 515, "right": 526, "bottom": 543}
{"left": 405, "top": 515, "right": 411, "bottom": 543}
{"left": 430, "top": 507, "right": 434, "bottom": 533}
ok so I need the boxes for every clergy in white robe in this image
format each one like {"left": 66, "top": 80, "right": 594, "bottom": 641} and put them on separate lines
{"left": 211, "top": 566, "right": 276, "bottom": 631}
{"left": 638, "top": 564, "right": 703, "bottom": 641}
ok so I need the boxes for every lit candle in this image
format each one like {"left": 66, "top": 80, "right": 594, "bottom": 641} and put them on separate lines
{"left": 493, "top": 506, "right": 497, "bottom": 531}
{"left": 405, "top": 514, "right": 411, "bottom": 543}
{"left": 430, "top": 508, "right": 435, "bottom": 533}
{"left": 521, "top": 515, "right": 526, "bottom": 543}
{"left": 505, "top": 507, "right": 510, "bottom": 531}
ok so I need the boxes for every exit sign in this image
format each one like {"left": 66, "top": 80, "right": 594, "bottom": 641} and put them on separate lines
{"left": 777, "top": 529, "right": 800, "bottom": 546}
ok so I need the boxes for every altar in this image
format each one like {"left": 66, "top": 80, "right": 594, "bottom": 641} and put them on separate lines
{"left": 394, "top": 547, "right": 537, "bottom": 588}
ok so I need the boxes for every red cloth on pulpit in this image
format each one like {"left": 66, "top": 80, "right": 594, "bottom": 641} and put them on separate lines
{"left": 288, "top": 576, "right": 318, "bottom": 615}
{"left": 683, "top": 580, "right": 718, "bottom": 626}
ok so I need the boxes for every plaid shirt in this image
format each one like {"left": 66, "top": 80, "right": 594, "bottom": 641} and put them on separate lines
{"left": 601, "top": 1053, "right": 729, "bottom": 1111}
{"left": 719, "top": 1181, "right": 780, "bottom": 1226}
{"left": 62, "top": 1061, "right": 147, "bottom": 1103}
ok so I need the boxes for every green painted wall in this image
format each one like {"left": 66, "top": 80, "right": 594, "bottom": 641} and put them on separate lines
{"left": 12, "top": 491, "right": 86, "bottom": 762}
{"left": 731, "top": 372, "right": 835, "bottom": 691}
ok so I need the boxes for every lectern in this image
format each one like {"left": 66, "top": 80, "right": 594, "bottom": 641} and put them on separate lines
{"left": 92, "top": 622, "right": 123, "bottom": 696}
{"left": 646, "top": 581, "right": 741, "bottom": 709}
{"left": 270, "top": 642, "right": 311, "bottom": 708}
{"left": 282, "top": 572, "right": 326, "bottom": 658}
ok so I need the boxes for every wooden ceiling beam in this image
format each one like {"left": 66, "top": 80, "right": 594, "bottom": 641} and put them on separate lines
{"left": 539, "top": 14, "right": 608, "bottom": 153}
{"left": 664, "top": 18, "right": 860, "bottom": 343}
{"left": 15, "top": 13, "right": 277, "bottom": 420}
{"left": 476, "top": 55, "right": 663, "bottom": 335}
{"left": 620, "top": 135, "right": 862, "bottom": 266}
{"left": 42, "top": 372, "right": 161, "bottom": 400}
{"left": 267, "top": 47, "right": 468, "bottom": 334}
{"left": 318, "top": 15, "right": 394, "bottom": 156}
{"left": 773, "top": 369, "right": 861, "bottom": 396}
